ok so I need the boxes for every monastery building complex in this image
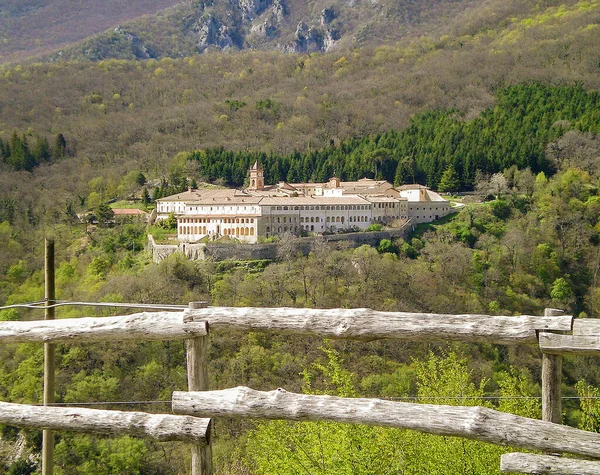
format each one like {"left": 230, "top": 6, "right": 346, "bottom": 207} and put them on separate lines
{"left": 156, "top": 162, "right": 452, "bottom": 243}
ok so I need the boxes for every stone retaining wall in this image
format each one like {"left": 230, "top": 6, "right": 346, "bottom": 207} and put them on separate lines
{"left": 148, "top": 222, "right": 410, "bottom": 262}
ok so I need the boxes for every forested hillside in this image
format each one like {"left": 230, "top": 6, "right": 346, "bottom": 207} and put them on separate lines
{"left": 1, "top": 0, "right": 600, "bottom": 473}
{"left": 0, "top": 0, "right": 181, "bottom": 63}
{"left": 173, "top": 83, "right": 600, "bottom": 192}
{"left": 0, "top": 0, "right": 599, "bottom": 235}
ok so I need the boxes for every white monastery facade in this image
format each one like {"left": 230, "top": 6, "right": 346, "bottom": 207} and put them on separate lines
{"left": 156, "top": 163, "right": 451, "bottom": 243}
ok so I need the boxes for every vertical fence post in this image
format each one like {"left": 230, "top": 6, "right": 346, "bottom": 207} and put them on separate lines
{"left": 541, "top": 307, "right": 564, "bottom": 424}
{"left": 187, "top": 302, "right": 212, "bottom": 475}
{"left": 42, "top": 239, "right": 56, "bottom": 475}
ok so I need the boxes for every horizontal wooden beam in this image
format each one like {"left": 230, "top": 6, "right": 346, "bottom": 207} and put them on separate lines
{"left": 0, "top": 312, "right": 207, "bottom": 343}
{"left": 572, "top": 319, "right": 600, "bottom": 336}
{"left": 501, "top": 453, "right": 600, "bottom": 474}
{"left": 539, "top": 333, "right": 600, "bottom": 356}
{"left": 0, "top": 401, "right": 210, "bottom": 443}
{"left": 185, "top": 307, "right": 572, "bottom": 344}
{"left": 172, "top": 387, "right": 600, "bottom": 459}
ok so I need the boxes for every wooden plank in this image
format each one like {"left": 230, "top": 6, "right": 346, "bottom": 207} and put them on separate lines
{"left": 0, "top": 312, "right": 207, "bottom": 343}
{"left": 501, "top": 453, "right": 600, "bottom": 474}
{"left": 172, "top": 387, "right": 600, "bottom": 459}
{"left": 0, "top": 401, "right": 210, "bottom": 443}
{"left": 572, "top": 319, "right": 600, "bottom": 336}
{"left": 185, "top": 307, "right": 573, "bottom": 345}
{"left": 539, "top": 333, "right": 600, "bottom": 355}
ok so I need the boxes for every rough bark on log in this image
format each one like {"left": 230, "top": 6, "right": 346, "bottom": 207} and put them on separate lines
{"left": 184, "top": 307, "right": 572, "bottom": 344}
{"left": 572, "top": 319, "right": 600, "bottom": 336}
{"left": 0, "top": 312, "right": 207, "bottom": 343}
{"left": 0, "top": 401, "right": 210, "bottom": 443}
{"left": 539, "top": 333, "right": 600, "bottom": 355}
{"left": 172, "top": 387, "right": 600, "bottom": 459}
{"left": 501, "top": 453, "right": 600, "bottom": 474}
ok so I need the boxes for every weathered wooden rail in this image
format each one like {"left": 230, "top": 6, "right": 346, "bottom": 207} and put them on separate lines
{"left": 0, "top": 312, "right": 208, "bottom": 343}
{"left": 172, "top": 386, "right": 600, "bottom": 459}
{"left": 3, "top": 306, "right": 600, "bottom": 475}
{"left": 0, "top": 401, "right": 210, "bottom": 443}
{"left": 501, "top": 453, "right": 600, "bottom": 475}
{"left": 0, "top": 310, "right": 213, "bottom": 475}
{"left": 184, "top": 307, "right": 573, "bottom": 344}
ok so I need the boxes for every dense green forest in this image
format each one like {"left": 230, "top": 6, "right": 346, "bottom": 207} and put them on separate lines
{"left": 4, "top": 160, "right": 600, "bottom": 472}
{"left": 1, "top": 0, "right": 600, "bottom": 473}
{"left": 178, "top": 83, "right": 600, "bottom": 190}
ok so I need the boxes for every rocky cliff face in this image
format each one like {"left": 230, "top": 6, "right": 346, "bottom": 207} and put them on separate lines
{"left": 50, "top": 0, "right": 486, "bottom": 60}
{"left": 188, "top": 14, "right": 237, "bottom": 52}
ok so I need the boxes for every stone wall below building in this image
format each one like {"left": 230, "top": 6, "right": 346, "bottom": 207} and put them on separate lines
{"left": 148, "top": 222, "right": 410, "bottom": 263}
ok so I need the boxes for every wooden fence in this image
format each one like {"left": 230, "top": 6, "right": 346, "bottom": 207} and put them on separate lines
{"left": 2, "top": 306, "right": 600, "bottom": 474}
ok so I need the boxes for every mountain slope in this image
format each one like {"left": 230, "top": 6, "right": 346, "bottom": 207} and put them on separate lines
{"left": 0, "top": 0, "right": 598, "bottom": 233}
{"left": 48, "top": 0, "right": 592, "bottom": 61}
{"left": 50, "top": 0, "right": 487, "bottom": 60}
{"left": 0, "top": 0, "right": 181, "bottom": 63}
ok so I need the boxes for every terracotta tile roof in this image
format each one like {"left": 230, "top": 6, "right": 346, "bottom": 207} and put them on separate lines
{"left": 112, "top": 208, "right": 148, "bottom": 216}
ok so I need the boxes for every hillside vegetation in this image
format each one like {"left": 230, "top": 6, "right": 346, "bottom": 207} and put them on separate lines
{"left": 0, "top": 0, "right": 181, "bottom": 63}
{"left": 1, "top": 0, "right": 600, "bottom": 473}
{"left": 0, "top": 0, "right": 599, "bottom": 233}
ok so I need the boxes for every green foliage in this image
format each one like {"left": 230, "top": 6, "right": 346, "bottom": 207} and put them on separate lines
{"left": 377, "top": 238, "right": 398, "bottom": 254}
{"left": 0, "top": 131, "right": 66, "bottom": 171}
{"left": 63, "top": 370, "right": 120, "bottom": 403}
{"left": 183, "top": 84, "right": 600, "bottom": 189}
{"left": 575, "top": 380, "right": 600, "bottom": 432}
{"left": 159, "top": 212, "right": 177, "bottom": 231}
{"left": 438, "top": 165, "right": 461, "bottom": 192}
{"left": 550, "top": 277, "right": 573, "bottom": 304}
{"left": 490, "top": 200, "right": 511, "bottom": 220}
{"left": 246, "top": 349, "right": 531, "bottom": 475}
{"left": 496, "top": 367, "right": 541, "bottom": 419}
{"left": 95, "top": 203, "right": 115, "bottom": 228}
{"left": 7, "top": 458, "right": 36, "bottom": 475}
{"left": 54, "top": 435, "right": 148, "bottom": 475}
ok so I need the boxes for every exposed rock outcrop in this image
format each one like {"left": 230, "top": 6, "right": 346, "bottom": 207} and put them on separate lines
{"left": 249, "top": 0, "right": 286, "bottom": 40}
{"left": 321, "top": 7, "right": 336, "bottom": 25}
{"left": 189, "top": 14, "right": 235, "bottom": 52}
{"left": 290, "top": 21, "right": 324, "bottom": 53}
{"left": 239, "top": 0, "right": 272, "bottom": 20}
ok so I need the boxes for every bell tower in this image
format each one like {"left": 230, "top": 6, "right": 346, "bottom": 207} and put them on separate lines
{"left": 248, "top": 161, "right": 264, "bottom": 191}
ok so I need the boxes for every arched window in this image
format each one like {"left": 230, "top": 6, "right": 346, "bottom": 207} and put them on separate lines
{"left": 250, "top": 228, "right": 254, "bottom": 236}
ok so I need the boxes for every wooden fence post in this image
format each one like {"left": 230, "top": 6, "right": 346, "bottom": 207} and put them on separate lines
{"left": 42, "top": 239, "right": 56, "bottom": 475}
{"left": 542, "top": 308, "right": 565, "bottom": 424}
{"left": 187, "top": 302, "right": 212, "bottom": 475}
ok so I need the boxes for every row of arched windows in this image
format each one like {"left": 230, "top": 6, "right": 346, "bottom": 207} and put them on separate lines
{"left": 180, "top": 226, "right": 208, "bottom": 235}
{"left": 224, "top": 228, "right": 255, "bottom": 236}
{"left": 223, "top": 217, "right": 254, "bottom": 224}
{"left": 181, "top": 218, "right": 211, "bottom": 224}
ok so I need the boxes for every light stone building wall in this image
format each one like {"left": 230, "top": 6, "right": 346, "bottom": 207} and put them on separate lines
{"left": 156, "top": 166, "right": 449, "bottom": 243}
